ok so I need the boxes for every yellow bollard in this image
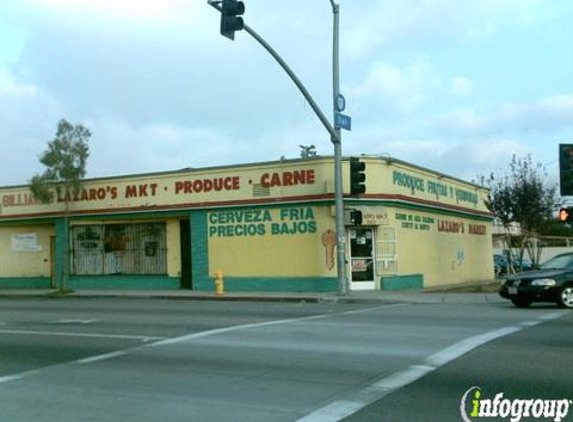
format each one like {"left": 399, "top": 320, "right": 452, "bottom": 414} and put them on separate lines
{"left": 214, "top": 270, "right": 225, "bottom": 296}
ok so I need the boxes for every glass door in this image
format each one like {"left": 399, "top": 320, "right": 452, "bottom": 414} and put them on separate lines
{"left": 349, "top": 227, "right": 375, "bottom": 290}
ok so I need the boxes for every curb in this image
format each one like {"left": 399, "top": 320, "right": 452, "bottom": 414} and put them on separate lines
{"left": 0, "top": 290, "right": 505, "bottom": 305}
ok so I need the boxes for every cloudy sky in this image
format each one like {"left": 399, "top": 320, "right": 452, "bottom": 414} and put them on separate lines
{"left": 0, "top": 0, "right": 572, "bottom": 186}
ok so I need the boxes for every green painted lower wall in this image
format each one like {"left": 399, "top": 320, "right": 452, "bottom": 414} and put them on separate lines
{"left": 0, "top": 275, "right": 335, "bottom": 292}
{"left": 54, "top": 218, "right": 66, "bottom": 289}
{"left": 68, "top": 275, "right": 180, "bottom": 290}
{"left": 380, "top": 274, "right": 424, "bottom": 290}
{"left": 190, "top": 210, "right": 209, "bottom": 288}
{"left": 194, "top": 277, "right": 337, "bottom": 293}
{"left": 0, "top": 277, "right": 52, "bottom": 289}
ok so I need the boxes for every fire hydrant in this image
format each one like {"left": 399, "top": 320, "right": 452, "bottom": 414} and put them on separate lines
{"left": 214, "top": 270, "right": 225, "bottom": 296}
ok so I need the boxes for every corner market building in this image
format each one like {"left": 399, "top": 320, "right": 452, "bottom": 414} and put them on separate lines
{"left": 0, "top": 156, "right": 494, "bottom": 292}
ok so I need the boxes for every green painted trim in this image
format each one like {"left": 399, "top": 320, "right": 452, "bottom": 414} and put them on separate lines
{"left": 0, "top": 277, "right": 52, "bottom": 289}
{"left": 380, "top": 274, "right": 424, "bottom": 291}
{"left": 206, "top": 202, "right": 333, "bottom": 213}
{"left": 190, "top": 210, "right": 209, "bottom": 287}
{"left": 69, "top": 210, "right": 191, "bottom": 221}
{"left": 0, "top": 201, "right": 337, "bottom": 225}
{"left": 54, "top": 218, "right": 67, "bottom": 290}
{"left": 3, "top": 197, "right": 492, "bottom": 224}
{"left": 346, "top": 199, "right": 493, "bottom": 222}
{"left": 0, "top": 219, "right": 57, "bottom": 226}
{"left": 68, "top": 275, "right": 180, "bottom": 290}
{"left": 194, "top": 277, "right": 337, "bottom": 293}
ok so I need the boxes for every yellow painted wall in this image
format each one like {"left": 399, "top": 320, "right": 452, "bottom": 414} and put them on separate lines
{"left": 362, "top": 158, "right": 490, "bottom": 214}
{"left": 0, "top": 225, "right": 53, "bottom": 277}
{"left": 166, "top": 219, "right": 181, "bottom": 278}
{"left": 385, "top": 207, "right": 494, "bottom": 287}
{"left": 0, "top": 157, "right": 494, "bottom": 288}
{"left": 208, "top": 206, "right": 337, "bottom": 278}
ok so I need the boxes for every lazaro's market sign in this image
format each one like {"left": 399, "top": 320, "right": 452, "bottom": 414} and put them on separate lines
{"left": 392, "top": 170, "right": 480, "bottom": 206}
{"left": 0, "top": 168, "right": 319, "bottom": 216}
{"left": 396, "top": 212, "right": 487, "bottom": 235}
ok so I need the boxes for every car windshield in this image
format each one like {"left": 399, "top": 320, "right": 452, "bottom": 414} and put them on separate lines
{"left": 539, "top": 254, "right": 573, "bottom": 269}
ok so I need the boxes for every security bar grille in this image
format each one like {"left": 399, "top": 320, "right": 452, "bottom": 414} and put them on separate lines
{"left": 71, "top": 223, "right": 167, "bottom": 275}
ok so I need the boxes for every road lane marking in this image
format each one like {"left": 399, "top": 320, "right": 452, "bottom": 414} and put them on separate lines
{"left": 424, "top": 326, "right": 521, "bottom": 367}
{"left": 0, "top": 375, "right": 25, "bottom": 384}
{"left": 0, "top": 305, "right": 395, "bottom": 387}
{"left": 538, "top": 311, "right": 568, "bottom": 320}
{"left": 295, "top": 311, "right": 569, "bottom": 422}
{"left": 341, "top": 304, "right": 407, "bottom": 315}
{"left": 147, "top": 314, "right": 344, "bottom": 347}
{"left": 21, "top": 305, "right": 395, "bottom": 370}
{"left": 0, "top": 370, "right": 39, "bottom": 385}
{"left": 372, "top": 365, "right": 435, "bottom": 390}
{"left": 76, "top": 351, "right": 128, "bottom": 364}
{"left": 146, "top": 305, "right": 400, "bottom": 348}
{"left": 52, "top": 319, "right": 100, "bottom": 324}
{"left": 0, "top": 329, "right": 166, "bottom": 341}
{"left": 146, "top": 305, "right": 404, "bottom": 349}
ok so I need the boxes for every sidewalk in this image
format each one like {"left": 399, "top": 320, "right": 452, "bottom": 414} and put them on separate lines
{"left": 0, "top": 288, "right": 506, "bottom": 305}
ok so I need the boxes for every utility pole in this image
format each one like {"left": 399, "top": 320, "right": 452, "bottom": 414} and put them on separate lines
{"left": 208, "top": 0, "right": 348, "bottom": 295}
{"left": 330, "top": 0, "right": 347, "bottom": 295}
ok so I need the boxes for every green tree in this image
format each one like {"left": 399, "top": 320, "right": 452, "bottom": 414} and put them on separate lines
{"left": 483, "top": 155, "right": 559, "bottom": 269}
{"left": 30, "top": 119, "right": 91, "bottom": 291}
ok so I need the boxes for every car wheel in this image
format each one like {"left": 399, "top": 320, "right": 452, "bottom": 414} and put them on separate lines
{"left": 511, "top": 297, "right": 532, "bottom": 308}
{"left": 557, "top": 286, "right": 573, "bottom": 309}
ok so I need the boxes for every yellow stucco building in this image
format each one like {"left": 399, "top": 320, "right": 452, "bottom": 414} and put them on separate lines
{"left": 0, "top": 156, "right": 494, "bottom": 292}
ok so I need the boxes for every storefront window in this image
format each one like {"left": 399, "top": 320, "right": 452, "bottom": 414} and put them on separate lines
{"left": 71, "top": 223, "right": 167, "bottom": 275}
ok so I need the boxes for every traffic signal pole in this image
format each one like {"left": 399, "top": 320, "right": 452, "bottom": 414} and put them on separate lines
{"left": 208, "top": 0, "right": 348, "bottom": 295}
{"left": 330, "top": 0, "right": 348, "bottom": 296}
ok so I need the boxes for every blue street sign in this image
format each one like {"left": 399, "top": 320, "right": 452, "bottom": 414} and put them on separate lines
{"left": 334, "top": 112, "right": 352, "bottom": 131}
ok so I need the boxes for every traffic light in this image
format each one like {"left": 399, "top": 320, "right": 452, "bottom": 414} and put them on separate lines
{"left": 558, "top": 207, "right": 572, "bottom": 223}
{"left": 350, "top": 210, "right": 363, "bottom": 225}
{"left": 559, "top": 144, "right": 573, "bottom": 195}
{"left": 349, "top": 157, "right": 366, "bottom": 196}
{"left": 220, "top": 0, "right": 245, "bottom": 40}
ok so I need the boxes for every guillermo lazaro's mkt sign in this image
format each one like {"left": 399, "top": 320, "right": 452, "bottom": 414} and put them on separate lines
{"left": 0, "top": 168, "right": 318, "bottom": 216}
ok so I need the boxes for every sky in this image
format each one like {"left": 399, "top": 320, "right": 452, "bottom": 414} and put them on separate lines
{"left": 0, "top": 0, "right": 572, "bottom": 187}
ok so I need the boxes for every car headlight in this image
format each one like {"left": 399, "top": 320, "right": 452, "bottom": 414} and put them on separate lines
{"left": 531, "top": 278, "right": 556, "bottom": 286}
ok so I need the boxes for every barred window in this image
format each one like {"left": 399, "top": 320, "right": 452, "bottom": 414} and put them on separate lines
{"left": 71, "top": 223, "right": 167, "bottom": 275}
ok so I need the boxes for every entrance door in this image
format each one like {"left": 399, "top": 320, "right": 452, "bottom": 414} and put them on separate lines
{"left": 349, "top": 227, "right": 376, "bottom": 290}
{"left": 179, "top": 219, "right": 192, "bottom": 289}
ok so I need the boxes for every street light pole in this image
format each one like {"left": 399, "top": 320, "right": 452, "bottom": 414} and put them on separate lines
{"left": 208, "top": 0, "right": 348, "bottom": 295}
{"left": 330, "top": 0, "right": 348, "bottom": 296}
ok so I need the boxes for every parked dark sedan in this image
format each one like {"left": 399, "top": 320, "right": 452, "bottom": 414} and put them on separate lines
{"left": 499, "top": 252, "right": 573, "bottom": 308}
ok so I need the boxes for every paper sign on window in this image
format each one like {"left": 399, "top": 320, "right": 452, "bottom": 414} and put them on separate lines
{"left": 11, "top": 233, "right": 40, "bottom": 252}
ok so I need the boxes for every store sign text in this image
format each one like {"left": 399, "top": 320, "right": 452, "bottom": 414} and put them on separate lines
{"left": 392, "top": 170, "right": 479, "bottom": 205}
{"left": 395, "top": 212, "right": 487, "bottom": 236}
{"left": 396, "top": 212, "right": 433, "bottom": 231}
{"left": 0, "top": 168, "right": 318, "bottom": 213}
{"left": 174, "top": 177, "right": 240, "bottom": 194}
{"left": 260, "top": 169, "right": 315, "bottom": 188}
{"left": 208, "top": 207, "right": 317, "bottom": 237}
{"left": 437, "top": 220, "right": 487, "bottom": 235}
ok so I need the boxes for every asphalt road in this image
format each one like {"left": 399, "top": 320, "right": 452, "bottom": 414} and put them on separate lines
{"left": 342, "top": 310, "right": 573, "bottom": 422}
{"left": 0, "top": 298, "right": 570, "bottom": 422}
